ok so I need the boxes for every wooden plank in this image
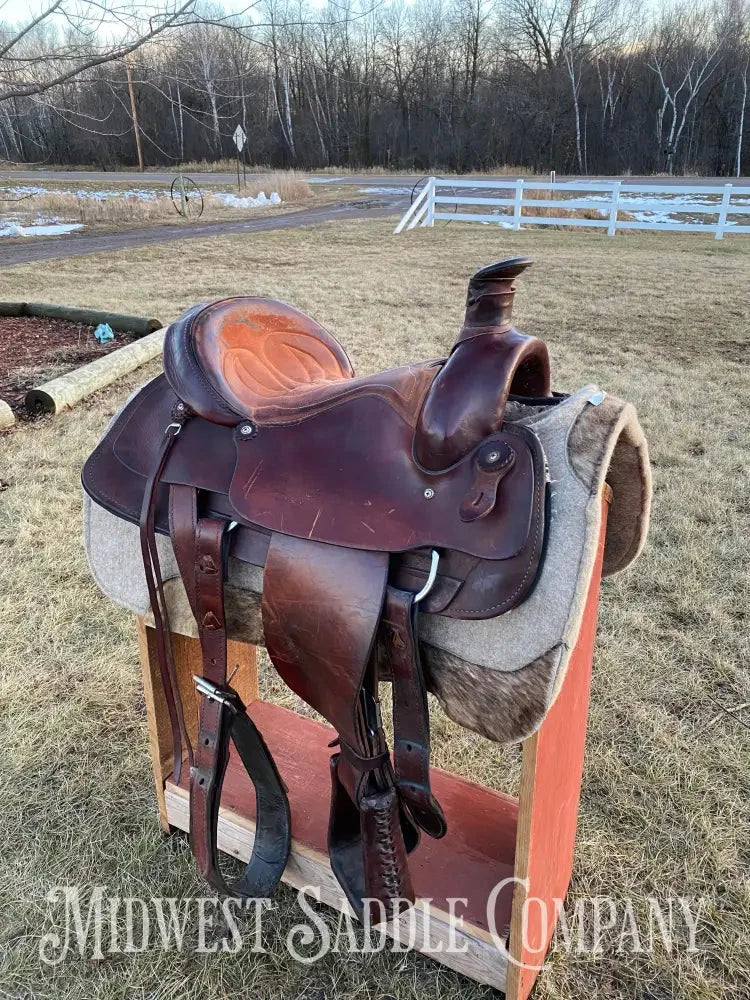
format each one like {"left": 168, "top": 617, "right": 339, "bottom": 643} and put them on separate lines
{"left": 505, "top": 497, "right": 609, "bottom": 1000}
{"left": 433, "top": 195, "right": 516, "bottom": 206}
{"left": 170, "top": 631, "right": 259, "bottom": 745}
{"left": 165, "top": 782, "right": 510, "bottom": 990}
{"left": 615, "top": 220, "right": 725, "bottom": 233}
{"left": 136, "top": 619, "right": 171, "bottom": 832}
{"left": 167, "top": 700, "right": 519, "bottom": 932}
{"left": 433, "top": 212, "right": 513, "bottom": 223}
{"left": 164, "top": 699, "right": 520, "bottom": 986}
{"left": 393, "top": 178, "right": 431, "bottom": 233}
{"left": 514, "top": 216, "right": 609, "bottom": 228}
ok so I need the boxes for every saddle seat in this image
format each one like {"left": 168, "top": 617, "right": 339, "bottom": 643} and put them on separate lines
{"left": 164, "top": 296, "right": 439, "bottom": 430}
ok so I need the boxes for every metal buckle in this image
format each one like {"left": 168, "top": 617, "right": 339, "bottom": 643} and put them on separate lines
{"left": 414, "top": 549, "right": 440, "bottom": 604}
{"left": 193, "top": 675, "right": 238, "bottom": 713}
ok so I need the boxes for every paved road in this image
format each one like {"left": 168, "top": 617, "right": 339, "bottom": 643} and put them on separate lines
{"left": 0, "top": 199, "right": 402, "bottom": 268}
{"left": 2, "top": 169, "right": 413, "bottom": 187}
{"left": 3, "top": 169, "right": 746, "bottom": 188}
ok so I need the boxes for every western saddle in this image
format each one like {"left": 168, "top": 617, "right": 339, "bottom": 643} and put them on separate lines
{"left": 82, "top": 257, "right": 552, "bottom": 921}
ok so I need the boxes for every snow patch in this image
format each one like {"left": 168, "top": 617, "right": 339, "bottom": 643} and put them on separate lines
{"left": 0, "top": 221, "right": 84, "bottom": 237}
{"left": 562, "top": 191, "right": 750, "bottom": 225}
{"left": 213, "top": 191, "right": 281, "bottom": 208}
{"left": 6, "top": 184, "right": 160, "bottom": 201}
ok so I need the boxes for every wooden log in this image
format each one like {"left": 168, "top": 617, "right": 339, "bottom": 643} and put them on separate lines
{"left": 25, "top": 327, "right": 166, "bottom": 414}
{"left": 0, "top": 398, "right": 15, "bottom": 429}
{"left": 0, "top": 301, "right": 161, "bottom": 333}
{"left": 0, "top": 302, "right": 25, "bottom": 317}
{"left": 24, "top": 303, "right": 162, "bottom": 335}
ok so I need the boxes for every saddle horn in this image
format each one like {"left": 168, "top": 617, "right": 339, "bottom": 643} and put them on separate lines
{"left": 415, "top": 257, "right": 551, "bottom": 471}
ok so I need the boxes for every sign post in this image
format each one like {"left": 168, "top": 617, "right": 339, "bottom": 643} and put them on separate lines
{"left": 233, "top": 124, "right": 247, "bottom": 192}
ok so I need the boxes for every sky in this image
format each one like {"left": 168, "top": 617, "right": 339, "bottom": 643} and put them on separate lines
{"left": 0, "top": 0, "right": 332, "bottom": 25}
{"left": 0, "top": 0, "right": 677, "bottom": 34}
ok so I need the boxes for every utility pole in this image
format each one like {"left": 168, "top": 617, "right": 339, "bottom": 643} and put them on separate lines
{"left": 125, "top": 59, "right": 145, "bottom": 172}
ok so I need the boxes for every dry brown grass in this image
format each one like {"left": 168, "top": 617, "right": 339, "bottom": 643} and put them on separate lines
{"left": 253, "top": 170, "right": 310, "bottom": 202}
{"left": 441, "top": 186, "right": 632, "bottom": 225}
{"left": 520, "top": 186, "right": 612, "bottom": 221}
{"left": 0, "top": 222, "right": 748, "bottom": 1000}
{"left": 158, "top": 157, "right": 242, "bottom": 173}
{"left": 168, "top": 161, "right": 537, "bottom": 177}
{"left": 308, "top": 164, "right": 538, "bottom": 176}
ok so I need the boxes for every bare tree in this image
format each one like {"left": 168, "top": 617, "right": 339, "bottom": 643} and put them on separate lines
{"left": 738, "top": 58, "right": 748, "bottom": 174}
{"left": 0, "top": 0, "right": 744, "bottom": 176}
{"left": 649, "top": 4, "right": 726, "bottom": 174}
{"left": 0, "top": 1, "right": 197, "bottom": 102}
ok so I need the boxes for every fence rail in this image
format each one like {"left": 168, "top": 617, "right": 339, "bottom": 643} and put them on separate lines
{"left": 393, "top": 177, "right": 750, "bottom": 240}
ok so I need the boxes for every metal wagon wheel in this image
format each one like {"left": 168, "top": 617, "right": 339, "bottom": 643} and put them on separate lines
{"left": 170, "top": 175, "right": 204, "bottom": 220}
{"left": 410, "top": 175, "right": 457, "bottom": 225}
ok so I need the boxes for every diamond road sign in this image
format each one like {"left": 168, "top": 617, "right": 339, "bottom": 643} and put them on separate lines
{"left": 233, "top": 125, "right": 246, "bottom": 152}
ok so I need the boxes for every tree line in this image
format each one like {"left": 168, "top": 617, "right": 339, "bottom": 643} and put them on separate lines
{"left": 0, "top": 0, "right": 748, "bottom": 176}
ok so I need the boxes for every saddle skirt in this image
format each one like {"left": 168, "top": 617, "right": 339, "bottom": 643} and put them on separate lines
{"left": 82, "top": 258, "right": 651, "bottom": 921}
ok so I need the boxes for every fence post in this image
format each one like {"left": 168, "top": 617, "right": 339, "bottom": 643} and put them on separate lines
{"left": 424, "top": 177, "right": 436, "bottom": 228}
{"left": 607, "top": 181, "right": 621, "bottom": 237}
{"left": 716, "top": 183, "right": 732, "bottom": 240}
{"left": 512, "top": 179, "right": 524, "bottom": 230}
{"left": 394, "top": 176, "right": 432, "bottom": 233}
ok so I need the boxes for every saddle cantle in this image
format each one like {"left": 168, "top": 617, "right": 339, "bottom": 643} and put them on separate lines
{"left": 82, "top": 257, "right": 553, "bottom": 920}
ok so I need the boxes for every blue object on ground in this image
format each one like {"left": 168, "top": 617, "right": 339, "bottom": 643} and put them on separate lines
{"left": 94, "top": 322, "right": 115, "bottom": 344}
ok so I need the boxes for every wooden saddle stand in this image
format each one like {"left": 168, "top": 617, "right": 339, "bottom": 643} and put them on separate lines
{"left": 83, "top": 258, "right": 647, "bottom": 997}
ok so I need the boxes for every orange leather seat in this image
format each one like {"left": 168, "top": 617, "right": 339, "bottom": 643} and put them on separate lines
{"left": 165, "top": 296, "right": 440, "bottom": 429}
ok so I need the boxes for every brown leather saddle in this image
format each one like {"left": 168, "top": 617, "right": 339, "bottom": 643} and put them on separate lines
{"left": 82, "top": 257, "right": 551, "bottom": 920}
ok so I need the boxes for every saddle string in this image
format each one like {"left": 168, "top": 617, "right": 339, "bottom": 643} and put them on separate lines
{"left": 138, "top": 413, "right": 194, "bottom": 784}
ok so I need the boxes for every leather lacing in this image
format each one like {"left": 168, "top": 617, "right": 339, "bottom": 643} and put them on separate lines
{"left": 374, "top": 805, "right": 401, "bottom": 895}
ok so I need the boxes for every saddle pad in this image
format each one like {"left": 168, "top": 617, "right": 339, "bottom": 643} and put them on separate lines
{"left": 84, "top": 384, "right": 650, "bottom": 744}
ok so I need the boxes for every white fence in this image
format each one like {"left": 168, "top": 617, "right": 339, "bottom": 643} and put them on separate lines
{"left": 394, "top": 177, "right": 750, "bottom": 240}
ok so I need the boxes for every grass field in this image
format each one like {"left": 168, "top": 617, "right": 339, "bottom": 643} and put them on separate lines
{"left": 0, "top": 222, "right": 748, "bottom": 1000}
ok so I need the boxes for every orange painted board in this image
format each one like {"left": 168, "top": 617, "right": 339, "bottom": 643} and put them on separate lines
{"left": 506, "top": 497, "right": 609, "bottom": 1000}
{"left": 172, "top": 699, "right": 519, "bottom": 937}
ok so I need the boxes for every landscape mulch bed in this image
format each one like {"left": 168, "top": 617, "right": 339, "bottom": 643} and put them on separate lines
{"left": 0, "top": 315, "right": 135, "bottom": 415}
